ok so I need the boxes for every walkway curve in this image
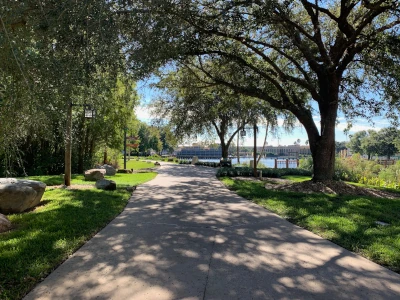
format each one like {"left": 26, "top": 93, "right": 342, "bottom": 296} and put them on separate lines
{"left": 25, "top": 164, "right": 400, "bottom": 299}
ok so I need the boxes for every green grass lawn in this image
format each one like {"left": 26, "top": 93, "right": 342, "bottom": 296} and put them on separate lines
{"left": 0, "top": 172, "right": 157, "bottom": 300}
{"left": 221, "top": 177, "right": 400, "bottom": 273}
{"left": 25, "top": 172, "right": 157, "bottom": 187}
{"left": 281, "top": 175, "right": 311, "bottom": 182}
{"left": 118, "top": 159, "right": 157, "bottom": 170}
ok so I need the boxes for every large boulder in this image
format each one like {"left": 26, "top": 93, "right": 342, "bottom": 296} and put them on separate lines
{"left": 84, "top": 169, "right": 106, "bottom": 181}
{"left": 0, "top": 213, "right": 12, "bottom": 233}
{"left": 0, "top": 178, "right": 46, "bottom": 213}
{"left": 94, "top": 164, "right": 117, "bottom": 176}
{"left": 95, "top": 179, "right": 116, "bottom": 191}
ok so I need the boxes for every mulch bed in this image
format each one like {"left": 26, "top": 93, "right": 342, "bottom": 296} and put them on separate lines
{"left": 235, "top": 177, "right": 399, "bottom": 199}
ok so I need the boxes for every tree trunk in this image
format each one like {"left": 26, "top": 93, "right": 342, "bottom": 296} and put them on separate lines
{"left": 311, "top": 127, "right": 336, "bottom": 181}
{"left": 221, "top": 140, "right": 229, "bottom": 159}
{"left": 296, "top": 74, "right": 339, "bottom": 182}
{"left": 257, "top": 122, "right": 269, "bottom": 165}
{"left": 310, "top": 78, "right": 339, "bottom": 181}
{"left": 103, "top": 147, "right": 107, "bottom": 164}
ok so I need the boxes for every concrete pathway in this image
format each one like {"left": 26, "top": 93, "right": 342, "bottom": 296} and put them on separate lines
{"left": 25, "top": 164, "right": 400, "bottom": 299}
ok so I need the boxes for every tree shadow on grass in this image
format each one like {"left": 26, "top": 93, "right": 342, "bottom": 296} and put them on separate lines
{"left": 0, "top": 188, "right": 130, "bottom": 300}
{"left": 228, "top": 179, "right": 400, "bottom": 273}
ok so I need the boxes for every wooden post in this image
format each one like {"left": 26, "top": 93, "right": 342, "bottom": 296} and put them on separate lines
{"left": 274, "top": 159, "right": 277, "bottom": 169}
{"left": 286, "top": 159, "right": 289, "bottom": 168}
{"left": 64, "top": 103, "right": 72, "bottom": 186}
{"left": 297, "top": 159, "right": 299, "bottom": 167}
{"left": 253, "top": 123, "right": 257, "bottom": 177}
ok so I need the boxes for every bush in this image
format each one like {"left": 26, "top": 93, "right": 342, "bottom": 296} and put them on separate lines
{"left": 178, "top": 159, "right": 192, "bottom": 164}
{"left": 334, "top": 154, "right": 383, "bottom": 183}
{"left": 194, "top": 161, "right": 219, "bottom": 168}
{"left": 299, "top": 157, "right": 313, "bottom": 171}
{"left": 378, "top": 161, "right": 400, "bottom": 188}
{"left": 216, "top": 167, "right": 311, "bottom": 178}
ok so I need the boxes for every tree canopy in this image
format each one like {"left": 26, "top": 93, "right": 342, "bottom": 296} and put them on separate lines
{"left": 0, "top": 1, "right": 138, "bottom": 175}
{"left": 151, "top": 64, "right": 294, "bottom": 158}
{"left": 121, "top": 0, "right": 400, "bottom": 181}
{"left": 348, "top": 128, "right": 399, "bottom": 159}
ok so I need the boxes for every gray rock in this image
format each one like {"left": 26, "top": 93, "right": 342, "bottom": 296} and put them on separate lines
{"left": 95, "top": 179, "right": 116, "bottom": 191}
{"left": 95, "top": 164, "right": 117, "bottom": 176}
{"left": 0, "top": 178, "right": 46, "bottom": 213}
{"left": 154, "top": 162, "right": 161, "bottom": 166}
{"left": 126, "top": 186, "right": 137, "bottom": 192}
{"left": 0, "top": 213, "right": 12, "bottom": 232}
{"left": 84, "top": 169, "right": 106, "bottom": 181}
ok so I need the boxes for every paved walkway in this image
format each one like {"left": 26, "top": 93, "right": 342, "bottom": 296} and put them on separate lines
{"left": 25, "top": 164, "right": 400, "bottom": 299}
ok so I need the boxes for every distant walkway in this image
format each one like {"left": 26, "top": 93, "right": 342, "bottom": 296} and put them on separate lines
{"left": 25, "top": 164, "right": 400, "bottom": 299}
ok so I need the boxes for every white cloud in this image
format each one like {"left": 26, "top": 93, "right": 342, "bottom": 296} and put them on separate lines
{"left": 335, "top": 119, "right": 389, "bottom": 133}
{"left": 135, "top": 105, "right": 151, "bottom": 122}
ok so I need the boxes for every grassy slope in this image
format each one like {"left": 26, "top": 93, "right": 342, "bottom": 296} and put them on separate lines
{"left": 221, "top": 177, "right": 400, "bottom": 273}
{"left": 0, "top": 172, "right": 157, "bottom": 300}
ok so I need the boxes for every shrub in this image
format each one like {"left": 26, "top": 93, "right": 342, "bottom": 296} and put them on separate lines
{"left": 299, "top": 157, "right": 313, "bottom": 171}
{"left": 216, "top": 167, "right": 311, "bottom": 178}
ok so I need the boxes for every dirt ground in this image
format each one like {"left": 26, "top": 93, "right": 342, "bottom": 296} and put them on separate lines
{"left": 236, "top": 177, "right": 399, "bottom": 199}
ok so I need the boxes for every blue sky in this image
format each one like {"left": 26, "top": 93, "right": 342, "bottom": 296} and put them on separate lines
{"left": 135, "top": 80, "right": 391, "bottom": 147}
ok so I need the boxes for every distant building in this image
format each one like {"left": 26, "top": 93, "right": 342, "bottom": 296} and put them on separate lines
{"left": 175, "top": 144, "right": 311, "bottom": 159}
{"left": 236, "top": 144, "right": 311, "bottom": 157}
{"left": 176, "top": 145, "right": 222, "bottom": 159}
{"left": 264, "top": 144, "right": 311, "bottom": 156}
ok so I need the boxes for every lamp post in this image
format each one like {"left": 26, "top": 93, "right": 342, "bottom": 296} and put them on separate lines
{"left": 124, "top": 127, "right": 127, "bottom": 170}
{"left": 253, "top": 123, "right": 257, "bottom": 177}
{"left": 64, "top": 103, "right": 95, "bottom": 186}
{"left": 239, "top": 124, "right": 258, "bottom": 177}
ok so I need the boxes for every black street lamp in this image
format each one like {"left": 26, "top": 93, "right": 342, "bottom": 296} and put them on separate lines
{"left": 64, "top": 103, "right": 95, "bottom": 186}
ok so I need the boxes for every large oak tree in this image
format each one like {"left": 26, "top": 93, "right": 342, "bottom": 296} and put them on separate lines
{"left": 121, "top": 0, "right": 400, "bottom": 181}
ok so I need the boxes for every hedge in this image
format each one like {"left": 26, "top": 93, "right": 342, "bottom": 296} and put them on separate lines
{"left": 216, "top": 167, "right": 312, "bottom": 178}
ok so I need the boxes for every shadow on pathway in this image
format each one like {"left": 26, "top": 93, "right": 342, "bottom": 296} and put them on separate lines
{"left": 25, "top": 164, "right": 400, "bottom": 299}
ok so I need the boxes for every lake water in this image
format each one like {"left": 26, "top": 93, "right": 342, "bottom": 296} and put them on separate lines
{"left": 197, "top": 157, "right": 298, "bottom": 168}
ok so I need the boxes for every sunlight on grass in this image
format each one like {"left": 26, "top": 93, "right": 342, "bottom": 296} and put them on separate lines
{"left": 281, "top": 175, "right": 312, "bottom": 182}
{"left": 118, "top": 159, "right": 156, "bottom": 170}
{"left": 221, "top": 177, "right": 400, "bottom": 274}
{"left": 24, "top": 172, "right": 157, "bottom": 187}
